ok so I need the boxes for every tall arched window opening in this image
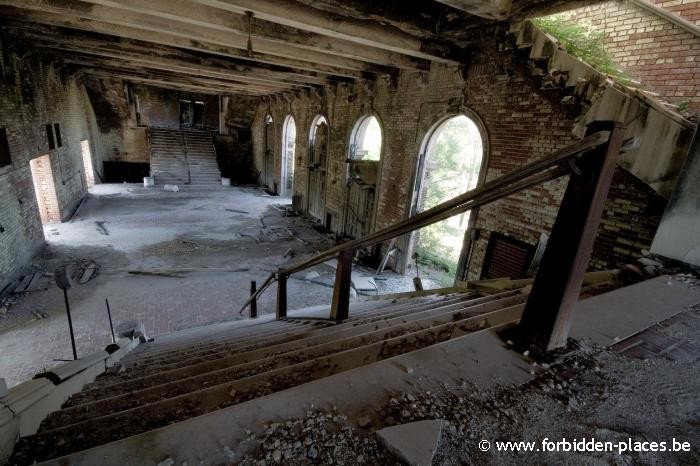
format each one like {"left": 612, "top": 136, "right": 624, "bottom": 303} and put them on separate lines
{"left": 408, "top": 114, "right": 485, "bottom": 286}
{"left": 281, "top": 115, "right": 296, "bottom": 197}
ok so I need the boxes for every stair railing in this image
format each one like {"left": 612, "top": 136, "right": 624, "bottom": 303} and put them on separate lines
{"left": 240, "top": 121, "right": 625, "bottom": 351}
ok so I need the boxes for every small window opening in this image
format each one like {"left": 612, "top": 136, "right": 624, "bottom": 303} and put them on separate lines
{"left": 46, "top": 124, "right": 55, "bottom": 150}
{"left": 0, "top": 128, "right": 11, "bottom": 168}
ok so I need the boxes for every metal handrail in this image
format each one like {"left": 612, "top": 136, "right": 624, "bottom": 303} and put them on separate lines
{"left": 239, "top": 130, "right": 612, "bottom": 315}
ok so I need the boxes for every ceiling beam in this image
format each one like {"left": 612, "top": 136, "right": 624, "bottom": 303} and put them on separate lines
{"left": 13, "top": 31, "right": 322, "bottom": 89}
{"left": 76, "top": 68, "right": 276, "bottom": 96}
{"left": 62, "top": 60, "right": 293, "bottom": 94}
{"left": 193, "top": 0, "right": 465, "bottom": 63}
{"left": 0, "top": 0, "right": 417, "bottom": 72}
{"left": 79, "top": 0, "right": 433, "bottom": 68}
{"left": 434, "top": 0, "right": 512, "bottom": 20}
{"left": 0, "top": 6, "right": 386, "bottom": 79}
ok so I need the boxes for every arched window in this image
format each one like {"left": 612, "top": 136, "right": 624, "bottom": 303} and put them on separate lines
{"left": 349, "top": 115, "right": 382, "bottom": 161}
{"left": 307, "top": 115, "right": 329, "bottom": 221}
{"left": 281, "top": 115, "right": 296, "bottom": 197}
{"left": 409, "top": 113, "right": 486, "bottom": 284}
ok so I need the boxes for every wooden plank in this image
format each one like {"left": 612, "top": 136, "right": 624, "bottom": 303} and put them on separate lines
{"left": 517, "top": 121, "right": 626, "bottom": 351}
{"left": 13, "top": 274, "right": 34, "bottom": 293}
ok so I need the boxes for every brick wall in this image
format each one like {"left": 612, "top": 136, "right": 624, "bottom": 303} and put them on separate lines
{"left": 559, "top": 0, "right": 700, "bottom": 112}
{"left": 0, "top": 49, "right": 104, "bottom": 288}
{"left": 249, "top": 34, "right": 667, "bottom": 278}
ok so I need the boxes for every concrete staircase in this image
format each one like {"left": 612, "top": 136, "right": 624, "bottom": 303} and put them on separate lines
{"left": 9, "top": 288, "right": 527, "bottom": 465}
{"left": 183, "top": 130, "right": 222, "bottom": 186}
{"left": 149, "top": 128, "right": 221, "bottom": 187}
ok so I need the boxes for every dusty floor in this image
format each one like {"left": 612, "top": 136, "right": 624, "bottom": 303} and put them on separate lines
{"left": 0, "top": 185, "right": 430, "bottom": 388}
{"left": 239, "top": 305, "right": 700, "bottom": 465}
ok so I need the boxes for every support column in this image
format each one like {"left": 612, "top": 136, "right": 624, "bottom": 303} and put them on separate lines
{"left": 517, "top": 121, "right": 626, "bottom": 351}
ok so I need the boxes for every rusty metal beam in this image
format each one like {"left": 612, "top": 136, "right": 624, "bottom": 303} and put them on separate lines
{"left": 517, "top": 121, "right": 626, "bottom": 351}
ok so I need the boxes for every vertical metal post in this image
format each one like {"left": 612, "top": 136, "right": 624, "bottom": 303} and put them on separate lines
{"left": 330, "top": 248, "right": 354, "bottom": 322}
{"left": 517, "top": 121, "right": 626, "bottom": 351}
{"left": 250, "top": 281, "right": 258, "bottom": 318}
{"left": 276, "top": 274, "right": 287, "bottom": 320}
{"left": 105, "top": 298, "right": 116, "bottom": 344}
{"left": 63, "top": 288, "right": 78, "bottom": 360}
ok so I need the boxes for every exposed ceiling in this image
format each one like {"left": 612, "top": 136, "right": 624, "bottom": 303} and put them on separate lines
{"left": 0, "top": 0, "right": 591, "bottom": 96}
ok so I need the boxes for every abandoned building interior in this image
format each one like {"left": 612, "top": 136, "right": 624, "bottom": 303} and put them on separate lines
{"left": 0, "top": 0, "right": 699, "bottom": 464}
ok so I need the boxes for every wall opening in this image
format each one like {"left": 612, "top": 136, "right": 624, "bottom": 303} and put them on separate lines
{"left": 349, "top": 115, "right": 382, "bottom": 161}
{"left": 281, "top": 115, "right": 296, "bottom": 197}
{"left": 81, "top": 139, "right": 96, "bottom": 187}
{"left": 0, "top": 127, "right": 12, "bottom": 168}
{"left": 408, "top": 114, "right": 485, "bottom": 286}
{"left": 344, "top": 115, "right": 383, "bottom": 238}
{"left": 263, "top": 114, "right": 275, "bottom": 191}
{"left": 307, "top": 115, "right": 328, "bottom": 222}
{"left": 29, "top": 154, "right": 61, "bottom": 225}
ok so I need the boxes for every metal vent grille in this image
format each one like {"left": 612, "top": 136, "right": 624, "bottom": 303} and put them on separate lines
{"left": 481, "top": 233, "right": 535, "bottom": 279}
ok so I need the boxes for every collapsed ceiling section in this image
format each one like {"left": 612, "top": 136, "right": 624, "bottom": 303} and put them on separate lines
{"left": 0, "top": 0, "right": 586, "bottom": 96}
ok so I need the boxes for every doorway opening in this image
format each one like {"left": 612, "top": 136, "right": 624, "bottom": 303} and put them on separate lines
{"left": 263, "top": 114, "right": 275, "bottom": 191}
{"left": 81, "top": 140, "right": 96, "bottom": 187}
{"left": 281, "top": 115, "right": 296, "bottom": 197}
{"left": 408, "top": 114, "right": 485, "bottom": 287}
{"left": 29, "top": 154, "right": 61, "bottom": 224}
{"left": 307, "top": 115, "right": 328, "bottom": 222}
{"left": 344, "top": 115, "right": 382, "bottom": 238}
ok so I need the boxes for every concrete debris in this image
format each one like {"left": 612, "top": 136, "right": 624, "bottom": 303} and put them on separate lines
{"left": 163, "top": 184, "right": 180, "bottom": 192}
{"left": 351, "top": 276, "right": 377, "bottom": 292}
{"left": 156, "top": 458, "right": 174, "bottom": 466}
{"left": 357, "top": 415, "right": 372, "bottom": 428}
{"left": 239, "top": 409, "right": 390, "bottom": 465}
{"left": 78, "top": 261, "right": 99, "bottom": 284}
{"left": 376, "top": 420, "right": 443, "bottom": 466}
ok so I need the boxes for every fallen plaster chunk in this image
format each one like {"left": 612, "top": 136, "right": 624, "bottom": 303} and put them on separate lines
{"left": 163, "top": 184, "right": 180, "bottom": 192}
{"left": 376, "top": 420, "right": 443, "bottom": 466}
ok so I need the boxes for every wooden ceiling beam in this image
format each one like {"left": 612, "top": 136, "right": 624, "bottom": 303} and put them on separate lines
{"left": 79, "top": 0, "right": 431, "bottom": 69}
{"left": 17, "top": 34, "right": 321, "bottom": 89}
{"left": 77, "top": 68, "right": 276, "bottom": 96}
{"left": 0, "top": 6, "right": 380, "bottom": 79}
{"left": 63, "top": 60, "right": 293, "bottom": 94}
{"left": 193, "top": 0, "right": 465, "bottom": 63}
{"left": 434, "top": 0, "right": 512, "bottom": 20}
{"left": 0, "top": 0, "right": 411, "bottom": 72}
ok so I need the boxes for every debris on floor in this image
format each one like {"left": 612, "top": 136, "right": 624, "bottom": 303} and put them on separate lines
{"left": 376, "top": 420, "right": 443, "bottom": 466}
{"left": 163, "top": 184, "right": 180, "bottom": 192}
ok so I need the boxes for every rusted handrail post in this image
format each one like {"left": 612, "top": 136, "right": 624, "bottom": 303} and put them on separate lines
{"left": 276, "top": 274, "right": 288, "bottom": 320}
{"left": 330, "top": 248, "right": 354, "bottom": 322}
{"left": 517, "top": 121, "right": 626, "bottom": 351}
{"left": 249, "top": 281, "right": 258, "bottom": 318}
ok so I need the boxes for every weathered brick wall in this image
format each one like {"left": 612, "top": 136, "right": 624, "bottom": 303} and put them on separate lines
{"left": 0, "top": 50, "right": 105, "bottom": 288}
{"left": 250, "top": 35, "right": 667, "bottom": 278}
{"left": 136, "top": 86, "right": 219, "bottom": 129}
{"left": 559, "top": 0, "right": 700, "bottom": 111}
